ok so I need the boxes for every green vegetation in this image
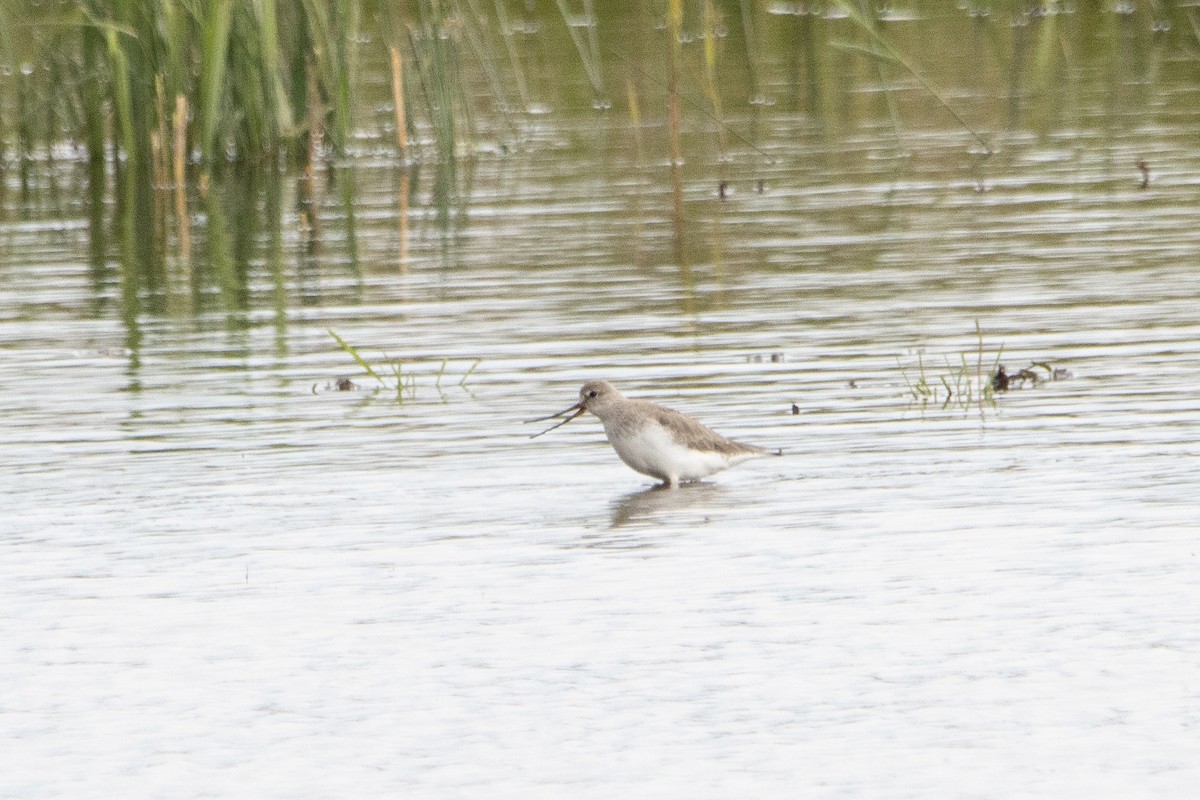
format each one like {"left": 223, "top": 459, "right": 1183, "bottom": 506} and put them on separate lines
{"left": 897, "top": 322, "right": 1071, "bottom": 413}
{"left": 327, "top": 328, "right": 480, "bottom": 402}
{"left": 14, "top": 0, "right": 357, "bottom": 170}
{"left": 9, "top": 2, "right": 1194, "bottom": 184}
{"left": 898, "top": 323, "right": 1001, "bottom": 413}
{"left": 0, "top": 0, "right": 363, "bottom": 325}
{"left": 899, "top": 350, "right": 999, "bottom": 414}
{"left": 2, "top": 1, "right": 1197, "bottom": 318}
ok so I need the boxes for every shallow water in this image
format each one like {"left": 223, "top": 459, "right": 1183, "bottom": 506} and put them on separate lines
{"left": 5, "top": 33, "right": 1200, "bottom": 800}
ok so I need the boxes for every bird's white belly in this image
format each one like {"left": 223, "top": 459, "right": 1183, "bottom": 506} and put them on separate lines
{"left": 606, "top": 421, "right": 733, "bottom": 482}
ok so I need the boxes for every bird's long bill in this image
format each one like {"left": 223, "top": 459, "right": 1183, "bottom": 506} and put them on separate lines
{"left": 523, "top": 401, "right": 581, "bottom": 425}
{"left": 526, "top": 404, "right": 586, "bottom": 439}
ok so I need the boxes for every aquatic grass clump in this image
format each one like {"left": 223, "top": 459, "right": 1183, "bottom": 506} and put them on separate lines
{"left": 899, "top": 350, "right": 1000, "bottom": 413}
{"left": 19, "top": 0, "right": 361, "bottom": 178}
{"left": 898, "top": 323, "right": 1002, "bottom": 413}
{"left": 0, "top": 1, "right": 364, "bottom": 308}
{"left": 897, "top": 323, "right": 1072, "bottom": 414}
{"left": 4, "top": 0, "right": 1192, "bottom": 295}
{"left": 327, "top": 328, "right": 480, "bottom": 403}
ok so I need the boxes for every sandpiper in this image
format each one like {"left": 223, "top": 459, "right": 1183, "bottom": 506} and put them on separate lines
{"left": 528, "top": 380, "right": 770, "bottom": 487}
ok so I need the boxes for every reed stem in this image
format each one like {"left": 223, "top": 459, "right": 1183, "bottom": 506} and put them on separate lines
{"left": 389, "top": 44, "right": 409, "bottom": 153}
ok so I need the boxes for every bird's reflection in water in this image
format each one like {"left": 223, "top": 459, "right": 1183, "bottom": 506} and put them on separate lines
{"left": 609, "top": 481, "right": 728, "bottom": 527}
{"left": 566, "top": 483, "right": 730, "bottom": 551}
{"left": 613, "top": 480, "right": 725, "bottom": 528}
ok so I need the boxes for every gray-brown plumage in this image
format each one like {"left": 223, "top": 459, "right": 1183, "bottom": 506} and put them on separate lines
{"left": 530, "top": 380, "right": 770, "bottom": 486}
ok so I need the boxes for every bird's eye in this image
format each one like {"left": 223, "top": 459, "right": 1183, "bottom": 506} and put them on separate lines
{"left": 588, "top": 390, "right": 597, "bottom": 397}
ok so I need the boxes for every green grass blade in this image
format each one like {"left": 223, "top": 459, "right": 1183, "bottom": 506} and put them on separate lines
{"left": 197, "top": 0, "right": 235, "bottom": 163}
{"left": 828, "top": 0, "right": 992, "bottom": 154}
{"left": 328, "top": 328, "right": 386, "bottom": 386}
{"left": 458, "top": 359, "right": 480, "bottom": 387}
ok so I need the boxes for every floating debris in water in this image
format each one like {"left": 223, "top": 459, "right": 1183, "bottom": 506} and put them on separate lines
{"left": 992, "top": 365, "right": 1009, "bottom": 392}
{"left": 717, "top": 179, "right": 765, "bottom": 198}
{"left": 746, "top": 352, "right": 785, "bottom": 363}
{"left": 791, "top": 404, "right": 800, "bottom": 415}
{"left": 992, "top": 362, "right": 1071, "bottom": 392}
{"left": 1137, "top": 158, "right": 1151, "bottom": 189}
{"left": 312, "top": 376, "right": 362, "bottom": 394}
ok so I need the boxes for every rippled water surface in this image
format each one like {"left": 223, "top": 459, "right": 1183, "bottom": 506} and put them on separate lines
{"left": 5, "top": 50, "right": 1200, "bottom": 800}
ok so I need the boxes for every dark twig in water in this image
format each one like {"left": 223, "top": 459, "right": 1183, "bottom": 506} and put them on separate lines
{"left": 1137, "top": 159, "right": 1151, "bottom": 189}
{"left": 992, "top": 361, "right": 1068, "bottom": 391}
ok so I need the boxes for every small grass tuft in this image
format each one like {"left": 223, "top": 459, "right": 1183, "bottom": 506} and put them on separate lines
{"left": 898, "top": 323, "right": 1069, "bottom": 414}
{"left": 898, "top": 322, "right": 1002, "bottom": 413}
{"left": 327, "top": 329, "right": 480, "bottom": 402}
